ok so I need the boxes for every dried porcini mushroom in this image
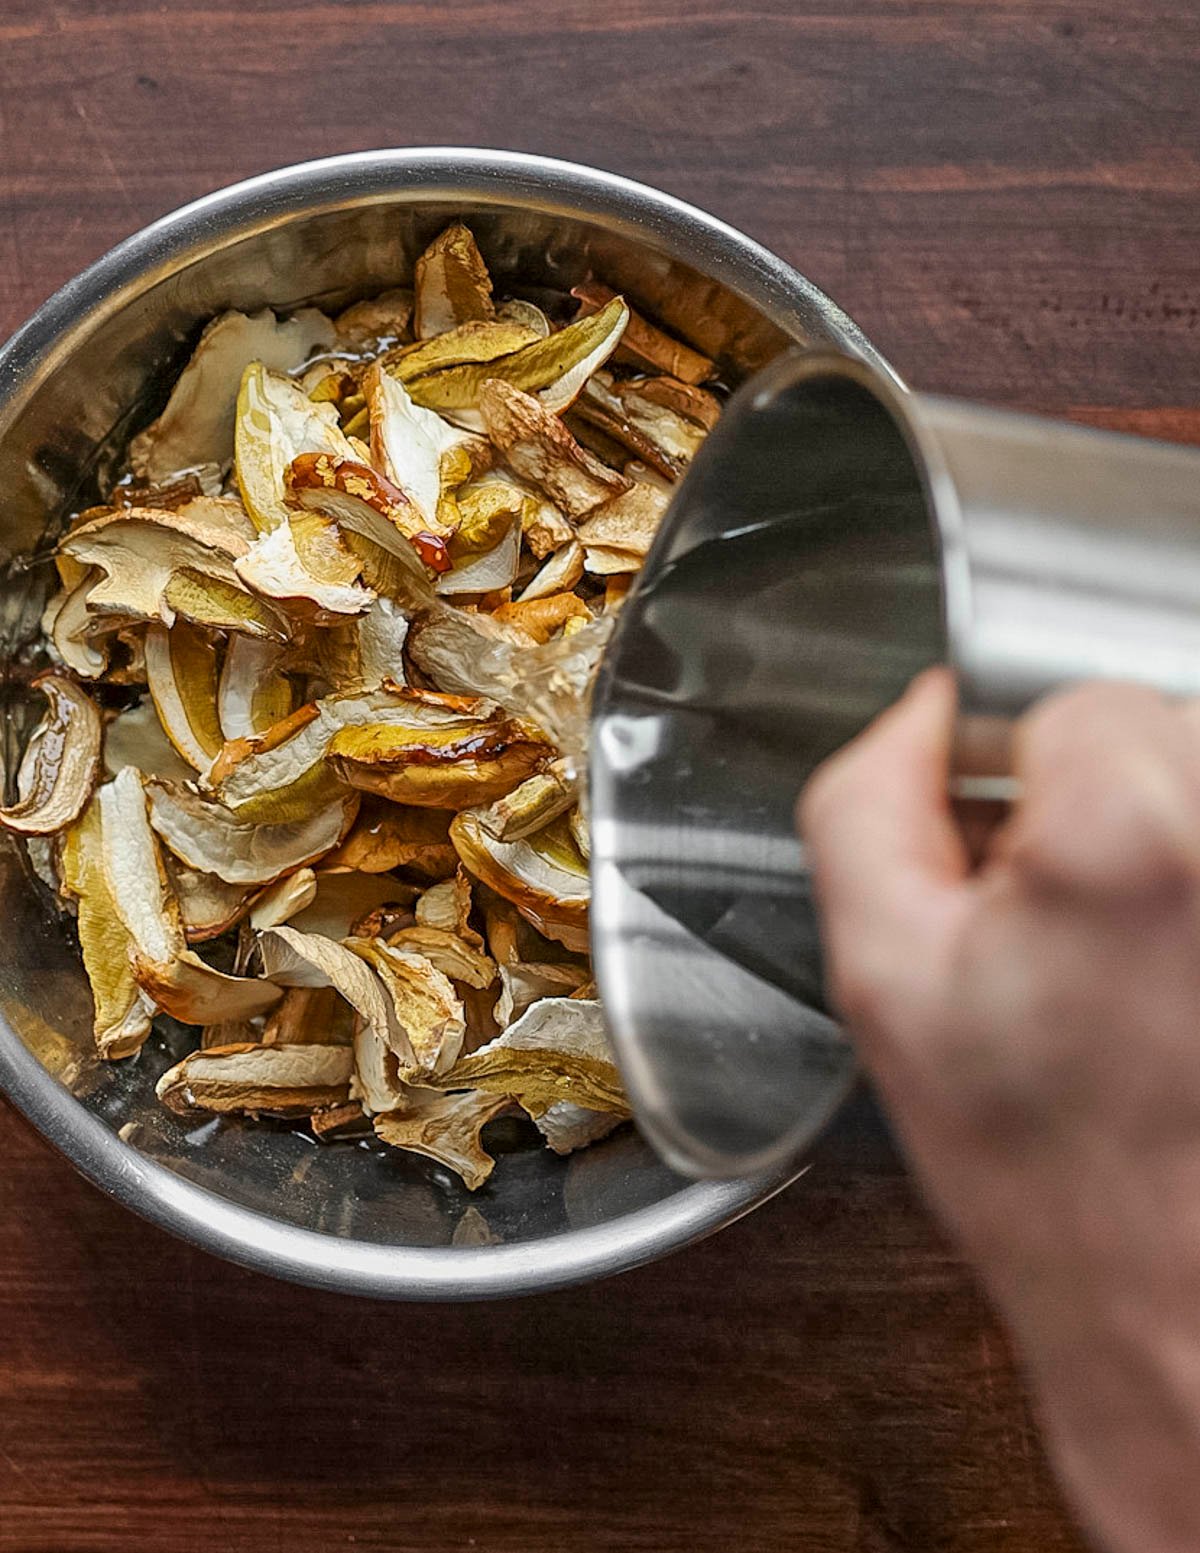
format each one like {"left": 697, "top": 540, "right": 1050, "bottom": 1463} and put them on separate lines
{"left": 30, "top": 218, "right": 723, "bottom": 1185}
{"left": 0, "top": 673, "right": 102, "bottom": 837}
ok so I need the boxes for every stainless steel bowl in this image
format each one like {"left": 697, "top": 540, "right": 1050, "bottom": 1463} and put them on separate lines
{"left": 0, "top": 149, "right": 889, "bottom": 1298}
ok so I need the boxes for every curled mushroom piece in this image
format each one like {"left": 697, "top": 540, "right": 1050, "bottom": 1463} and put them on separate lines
{"left": 450, "top": 810, "right": 589, "bottom": 952}
{"left": 157, "top": 1042, "right": 354, "bottom": 1117}
{"left": 0, "top": 674, "right": 102, "bottom": 837}
{"left": 437, "top": 998, "right": 628, "bottom": 1117}
{"left": 30, "top": 217, "right": 728, "bottom": 1186}
{"left": 374, "top": 1088, "right": 511, "bottom": 1191}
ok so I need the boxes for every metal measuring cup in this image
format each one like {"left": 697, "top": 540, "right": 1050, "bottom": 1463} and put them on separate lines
{"left": 590, "top": 348, "right": 1200, "bottom": 1179}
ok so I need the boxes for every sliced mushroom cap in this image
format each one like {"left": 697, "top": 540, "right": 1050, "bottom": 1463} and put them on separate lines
{"left": 257, "top": 924, "right": 414, "bottom": 1069}
{"left": 217, "top": 634, "right": 295, "bottom": 741}
{"left": 479, "top": 380, "right": 631, "bottom": 518}
{"left": 385, "top": 925, "right": 496, "bottom": 989}
{"left": 234, "top": 361, "right": 357, "bottom": 532}
{"left": 491, "top": 591, "right": 592, "bottom": 644}
{"left": 288, "top": 868, "right": 417, "bottom": 940}
{"left": 385, "top": 319, "right": 539, "bottom": 382}
{"left": 346, "top": 938, "right": 466, "bottom": 1079}
{"left": 104, "top": 700, "right": 196, "bottom": 784}
{"left": 166, "top": 856, "right": 254, "bottom": 942}
{"left": 515, "top": 540, "right": 584, "bottom": 603}
{"left": 572, "top": 281, "right": 715, "bottom": 385}
{"left": 0, "top": 673, "right": 103, "bottom": 837}
{"left": 315, "top": 597, "right": 410, "bottom": 695}
{"left": 328, "top": 714, "right": 547, "bottom": 810}
{"left": 335, "top": 288, "right": 414, "bottom": 348}
{"left": 414, "top": 867, "right": 481, "bottom": 946}
{"left": 58, "top": 798, "right": 155, "bottom": 1058}
{"left": 285, "top": 452, "right": 450, "bottom": 580}
{"left": 534, "top": 1100, "right": 623, "bottom": 1156}
{"left": 408, "top": 297, "right": 628, "bottom": 431}
{"left": 438, "top": 997, "right": 626, "bottom": 1115}
{"left": 495, "top": 959, "right": 590, "bottom": 1025}
{"left": 156, "top": 1042, "right": 354, "bottom": 1117}
{"left": 98, "top": 768, "right": 282, "bottom": 1026}
{"left": 248, "top": 866, "right": 318, "bottom": 929}
{"left": 146, "top": 777, "right": 356, "bottom": 885}
{"left": 144, "top": 620, "right": 224, "bottom": 771}
{"left": 450, "top": 809, "right": 589, "bottom": 952}
{"left": 130, "top": 308, "right": 336, "bottom": 483}
{"left": 373, "top": 1087, "right": 511, "bottom": 1190}
{"left": 475, "top": 762, "right": 576, "bottom": 842}
{"left": 413, "top": 223, "right": 496, "bottom": 340}
{"left": 364, "top": 364, "right": 484, "bottom": 528}
{"left": 234, "top": 517, "right": 374, "bottom": 617}
{"left": 326, "top": 798, "right": 456, "bottom": 878}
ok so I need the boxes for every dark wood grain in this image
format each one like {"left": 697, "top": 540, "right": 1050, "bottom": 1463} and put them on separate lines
{"left": 2, "top": 1, "right": 1197, "bottom": 1547}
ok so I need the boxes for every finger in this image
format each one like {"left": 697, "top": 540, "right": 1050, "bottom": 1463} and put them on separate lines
{"left": 996, "top": 682, "right": 1200, "bottom": 899}
{"left": 798, "top": 668, "right": 968, "bottom": 1021}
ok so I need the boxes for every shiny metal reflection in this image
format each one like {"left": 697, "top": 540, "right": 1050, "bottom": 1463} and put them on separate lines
{"left": 592, "top": 349, "right": 1200, "bottom": 1179}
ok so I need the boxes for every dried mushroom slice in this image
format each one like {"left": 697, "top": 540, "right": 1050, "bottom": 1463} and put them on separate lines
{"left": 415, "top": 868, "right": 482, "bottom": 947}
{"left": 234, "top": 517, "right": 373, "bottom": 618}
{"left": 364, "top": 364, "right": 487, "bottom": 526}
{"left": 157, "top": 1042, "right": 354, "bottom": 1117}
{"left": 146, "top": 778, "right": 355, "bottom": 885}
{"left": 59, "top": 798, "right": 154, "bottom": 1058}
{"left": 130, "top": 308, "right": 336, "bottom": 483}
{"left": 326, "top": 799, "right": 456, "bottom": 879}
{"left": 327, "top": 714, "right": 547, "bottom": 810}
{"left": 407, "top": 297, "right": 628, "bottom": 430}
{"left": 285, "top": 452, "right": 450, "bottom": 578}
{"left": 475, "top": 762, "right": 576, "bottom": 842}
{"left": 58, "top": 506, "right": 263, "bottom": 640}
{"left": 98, "top": 768, "right": 281, "bottom": 1026}
{"left": 385, "top": 319, "right": 540, "bottom": 381}
{"left": 535, "top": 1101, "right": 623, "bottom": 1156}
{"left": 248, "top": 867, "right": 318, "bottom": 930}
{"left": 316, "top": 598, "right": 410, "bottom": 695}
{"left": 288, "top": 868, "right": 418, "bottom": 940}
{"left": 104, "top": 700, "right": 195, "bottom": 784}
{"left": 516, "top": 540, "right": 584, "bottom": 602}
{"left": 335, "top": 288, "right": 414, "bottom": 348}
{"left": 373, "top": 1087, "right": 511, "bottom": 1191}
{"left": 262, "top": 984, "right": 354, "bottom": 1046}
{"left": 385, "top": 925, "right": 496, "bottom": 989}
{"left": 234, "top": 361, "right": 357, "bottom": 532}
{"left": 167, "top": 857, "right": 254, "bottom": 942}
{"left": 572, "top": 281, "right": 714, "bottom": 385}
{"left": 413, "top": 223, "right": 496, "bottom": 339}
{"left": 346, "top": 939, "right": 466, "bottom": 1080}
{"left": 144, "top": 621, "right": 224, "bottom": 771}
{"left": 479, "top": 380, "right": 631, "bottom": 518}
{"left": 495, "top": 960, "right": 590, "bottom": 1025}
{"left": 491, "top": 591, "right": 592, "bottom": 644}
{"left": 438, "top": 998, "right": 627, "bottom": 1116}
{"left": 450, "top": 810, "right": 589, "bottom": 952}
{"left": 217, "top": 634, "right": 295, "bottom": 741}
{"left": 0, "top": 674, "right": 102, "bottom": 837}
{"left": 257, "top": 925, "right": 414, "bottom": 1070}
{"left": 576, "top": 480, "right": 670, "bottom": 574}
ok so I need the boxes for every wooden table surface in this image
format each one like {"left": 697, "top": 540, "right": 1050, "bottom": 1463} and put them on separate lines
{"left": 2, "top": 2, "right": 1197, "bottom": 1548}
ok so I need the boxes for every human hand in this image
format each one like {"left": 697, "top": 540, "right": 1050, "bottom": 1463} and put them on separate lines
{"left": 800, "top": 671, "right": 1200, "bottom": 1553}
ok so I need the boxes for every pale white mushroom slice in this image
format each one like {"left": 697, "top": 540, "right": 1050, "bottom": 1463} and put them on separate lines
{"left": 130, "top": 308, "right": 336, "bottom": 483}
{"left": 233, "top": 517, "right": 374, "bottom": 617}
{"left": 0, "top": 674, "right": 102, "bottom": 837}
{"left": 575, "top": 478, "right": 670, "bottom": 568}
{"left": 58, "top": 506, "right": 278, "bottom": 636}
{"left": 479, "top": 379, "right": 631, "bottom": 518}
{"left": 494, "top": 960, "right": 590, "bottom": 1026}
{"left": 364, "top": 364, "right": 485, "bottom": 526}
{"left": 144, "top": 621, "right": 224, "bottom": 772}
{"left": 248, "top": 866, "right": 318, "bottom": 930}
{"left": 534, "top": 1101, "right": 623, "bottom": 1156}
{"left": 234, "top": 361, "right": 357, "bottom": 532}
{"left": 98, "top": 768, "right": 282, "bottom": 1026}
{"left": 315, "top": 597, "right": 409, "bottom": 694}
{"left": 146, "top": 778, "right": 355, "bottom": 885}
{"left": 475, "top": 762, "right": 576, "bottom": 842}
{"left": 156, "top": 1042, "right": 354, "bottom": 1117}
{"left": 166, "top": 857, "right": 254, "bottom": 942}
{"left": 345, "top": 939, "right": 466, "bottom": 1080}
{"left": 217, "top": 634, "right": 295, "bottom": 741}
{"left": 450, "top": 810, "right": 589, "bottom": 953}
{"left": 288, "top": 869, "right": 416, "bottom": 940}
{"left": 414, "top": 868, "right": 481, "bottom": 946}
{"left": 515, "top": 540, "right": 585, "bottom": 602}
{"left": 437, "top": 998, "right": 627, "bottom": 1116}
{"left": 104, "top": 700, "right": 196, "bottom": 783}
{"left": 257, "top": 924, "right": 414, "bottom": 1069}
{"left": 373, "top": 1087, "right": 511, "bottom": 1191}
{"left": 58, "top": 798, "right": 155, "bottom": 1058}
{"left": 385, "top": 925, "right": 496, "bottom": 990}
{"left": 435, "top": 516, "right": 522, "bottom": 596}
{"left": 408, "top": 297, "right": 628, "bottom": 432}
{"left": 413, "top": 223, "right": 496, "bottom": 340}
